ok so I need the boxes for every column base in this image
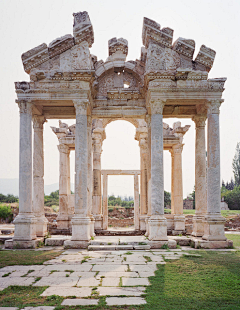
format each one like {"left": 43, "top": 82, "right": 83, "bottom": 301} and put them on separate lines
{"left": 35, "top": 216, "right": 48, "bottom": 237}
{"left": 13, "top": 213, "right": 37, "bottom": 241}
{"left": 93, "top": 214, "right": 103, "bottom": 230}
{"left": 192, "top": 215, "right": 205, "bottom": 237}
{"left": 57, "top": 214, "right": 70, "bottom": 230}
{"left": 145, "top": 217, "right": 150, "bottom": 236}
{"left": 90, "top": 216, "right": 95, "bottom": 237}
{"left": 191, "top": 237, "right": 233, "bottom": 249}
{"left": 64, "top": 240, "right": 90, "bottom": 249}
{"left": 202, "top": 214, "right": 226, "bottom": 241}
{"left": 140, "top": 215, "right": 148, "bottom": 231}
{"left": 173, "top": 215, "right": 185, "bottom": 234}
{"left": 5, "top": 237, "right": 44, "bottom": 249}
{"left": 71, "top": 216, "right": 91, "bottom": 241}
{"left": 149, "top": 239, "right": 176, "bottom": 249}
{"left": 148, "top": 215, "right": 168, "bottom": 241}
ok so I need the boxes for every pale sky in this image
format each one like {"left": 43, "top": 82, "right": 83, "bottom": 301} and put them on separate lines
{"left": 0, "top": 0, "right": 239, "bottom": 198}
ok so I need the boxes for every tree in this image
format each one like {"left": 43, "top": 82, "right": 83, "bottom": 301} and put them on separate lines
{"left": 232, "top": 142, "right": 240, "bottom": 186}
{"left": 164, "top": 191, "right": 171, "bottom": 208}
{"left": 190, "top": 186, "right": 195, "bottom": 209}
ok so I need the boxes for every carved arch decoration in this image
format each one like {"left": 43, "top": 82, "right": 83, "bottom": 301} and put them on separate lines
{"left": 102, "top": 118, "right": 141, "bottom": 129}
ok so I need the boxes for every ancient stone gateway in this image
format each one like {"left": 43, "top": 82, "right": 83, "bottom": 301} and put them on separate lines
{"left": 10, "top": 11, "right": 230, "bottom": 249}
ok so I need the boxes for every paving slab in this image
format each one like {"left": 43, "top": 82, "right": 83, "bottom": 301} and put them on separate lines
{"left": 33, "top": 276, "right": 78, "bottom": 287}
{"left": 61, "top": 299, "right": 98, "bottom": 306}
{"left": 70, "top": 271, "right": 96, "bottom": 278}
{"left": 41, "top": 286, "right": 92, "bottom": 297}
{"left": 96, "top": 271, "right": 139, "bottom": 278}
{"left": 77, "top": 277, "right": 100, "bottom": 287}
{"left": 92, "top": 264, "right": 127, "bottom": 272}
{"left": 102, "top": 277, "right": 120, "bottom": 286}
{"left": 106, "top": 297, "right": 147, "bottom": 306}
{"left": 138, "top": 271, "right": 155, "bottom": 277}
{"left": 22, "top": 307, "right": 55, "bottom": 310}
{"left": 0, "top": 308, "right": 18, "bottom": 310}
{"left": 98, "top": 286, "right": 145, "bottom": 296}
{"left": 1, "top": 277, "right": 35, "bottom": 287}
{"left": 48, "top": 271, "right": 70, "bottom": 277}
{"left": 129, "top": 265, "right": 157, "bottom": 272}
{"left": 122, "top": 277, "right": 149, "bottom": 286}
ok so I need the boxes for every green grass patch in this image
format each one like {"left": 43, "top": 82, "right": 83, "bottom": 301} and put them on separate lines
{"left": 0, "top": 250, "right": 62, "bottom": 268}
{"left": 227, "top": 234, "right": 240, "bottom": 247}
{"left": 182, "top": 209, "right": 240, "bottom": 217}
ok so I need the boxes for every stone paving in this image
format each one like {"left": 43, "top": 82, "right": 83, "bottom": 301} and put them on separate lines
{"left": 0, "top": 248, "right": 203, "bottom": 308}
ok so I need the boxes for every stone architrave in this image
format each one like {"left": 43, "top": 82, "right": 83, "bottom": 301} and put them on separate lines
{"left": 87, "top": 115, "right": 95, "bottom": 237}
{"left": 65, "top": 99, "right": 91, "bottom": 247}
{"left": 134, "top": 174, "right": 140, "bottom": 230}
{"left": 32, "top": 115, "right": 48, "bottom": 237}
{"left": 13, "top": 101, "right": 37, "bottom": 245}
{"left": 203, "top": 100, "right": 226, "bottom": 241}
{"left": 172, "top": 144, "right": 185, "bottom": 233}
{"left": 57, "top": 144, "right": 70, "bottom": 229}
{"left": 102, "top": 173, "right": 108, "bottom": 230}
{"left": 192, "top": 115, "right": 207, "bottom": 237}
{"left": 92, "top": 125, "right": 106, "bottom": 229}
{"left": 148, "top": 100, "right": 168, "bottom": 241}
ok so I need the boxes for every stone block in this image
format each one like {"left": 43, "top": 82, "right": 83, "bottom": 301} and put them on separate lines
{"left": 21, "top": 43, "right": 49, "bottom": 73}
{"left": 73, "top": 11, "right": 94, "bottom": 47}
{"left": 61, "top": 299, "right": 99, "bottom": 306}
{"left": 92, "top": 265, "right": 127, "bottom": 272}
{"left": 102, "top": 277, "right": 120, "bottom": 286}
{"left": 77, "top": 277, "right": 100, "bottom": 287}
{"left": 49, "top": 34, "right": 74, "bottom": 58}
{"left": 96, "top": 272, "right": 138, "bottom": 278}
{"left": 45, "top": 237, "right": 69, "bottom": 246}
{"left": 41, "top": 286, "right": 92, "bottom": 297}
{"left": 64, "top": 240, "right": 90, "bottom": 249}
{"left": 33, "top": 276, "right": 78, "bottom": 287}
{"left": 106, "top": 297, "right": 146, "bottom": 306}
{"left": 133, "top": 245, "right": 150, "bottom": 250}
{"left": 195, "top": 45, "right": 216, "bottom": 70}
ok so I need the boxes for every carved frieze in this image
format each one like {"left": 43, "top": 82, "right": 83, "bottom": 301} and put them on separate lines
{"left": 49, "top": 34, "right": 74, "bottom": 59}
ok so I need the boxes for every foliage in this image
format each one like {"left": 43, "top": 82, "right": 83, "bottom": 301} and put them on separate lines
{"left": 164, "top": 191, "right": 171, "bottom": 208}
{"left": 0, "top": 205, "right": 13, "bottom": 221}
{"left": 222, "top": 178, "right": 235, "bottom": 191}
{"left": 189, "top": 186, "right": 195, "bottom": 209}
{"left": 221, "top": 185, "right": 240, "bottom": 210}
{"left": 233, "top": 142, "right": 240, "bottom": 186}
{"left": 0, "top": 194, "right": 18, "bottom": 203}
{"left": 44, "top": 190, "right": 59, "bottom": 207}
{"left": 108, "top": 195, "right": 134, "bottom": 207}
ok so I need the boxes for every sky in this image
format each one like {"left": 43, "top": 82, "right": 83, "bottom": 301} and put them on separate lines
{"left": 0, "top": 0, "right": 239, "bottom": 198}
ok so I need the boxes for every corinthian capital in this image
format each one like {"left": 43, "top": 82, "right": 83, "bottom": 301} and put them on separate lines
{"left": 32, "top": 115, "right": 47, "bottom": 129}
{"left": 17, "top": 100, "right": 33, "bottom": 115}
{"left": 172, "top": 143, "right": 183, "bottom": 154}
{"left": 73, "top": 99, "right": 89, "bottom": 115}
{"left": 192, "top": 115, "right": 207, "bottom": 128}
{"left": 206, "top": 99, "right": 224, "bottom": 114}
{"left": 150, "top": 99, "right": 166, "bottom": 114}
{"left": 57, "top": 144, "right": 69, "bottom": 154}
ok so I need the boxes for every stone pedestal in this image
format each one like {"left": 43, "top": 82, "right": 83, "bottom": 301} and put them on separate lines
{"left": 148, "top": 101, "right": 168, "bottom": 241}
{"left": 202, "top": 100, "right": 226, "bottom": 244}
{"left": 140, "top": 215, "right": 147, "bottom": 230}
{"left": 192, "top": 115, "right": 207, "bottom": 237}
{"left": 32, "top": 116, "right": 48, "bottom": 237}
{"left": 12, "top": 101, "right": 37, "bottom": 247}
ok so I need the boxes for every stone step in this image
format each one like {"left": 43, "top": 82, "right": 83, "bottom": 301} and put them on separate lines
{"left": 88, "top": 244, "right": 150, "bottom": 251}
{"left": 95, "top": 230, "right": 145, "bottom": 236}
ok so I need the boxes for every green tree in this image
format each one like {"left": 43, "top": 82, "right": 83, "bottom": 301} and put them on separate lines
{"left": 164, "top": 191, "right": 171, "bottom": 208}
{"left": 232, "top": 142, "right": 240, "bottom": 186}
{"left": 190, "top": 186, "right": 195, "bottom": 209}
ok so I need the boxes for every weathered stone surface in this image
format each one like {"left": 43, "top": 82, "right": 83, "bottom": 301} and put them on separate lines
{"left": 61, "top": 299, "right": 98, "bottom": 306}
{"left": 98, "top": 287, "right": 145, "bottom": 296}
{"left": 106, "top": 297, "right": 146, "bottom": 306}
{"left": 122, "top": 277, "right": 149, "bottom": 286}
{"left": 41, "top": 286, "right": 92, "bottom": 297}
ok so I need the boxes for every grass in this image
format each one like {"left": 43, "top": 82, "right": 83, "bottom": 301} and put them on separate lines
{"left": 181, "top": 209, "right": 240, "bottom": 217}
{"left": 0, "top": 251, "right": 239, "bottom": 309}
{"left": 0, "top": 250, "right": 61, "bottom": 268}
{"left": 227, "top": 234, "right": 240, "bottom": 247}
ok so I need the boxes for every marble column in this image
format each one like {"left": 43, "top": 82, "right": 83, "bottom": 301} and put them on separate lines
{"left": 148, "top": 100, "right": 168, "bottom": 241}
{"left": 68, "top": 99, "right": 91, "bottom": 243}
{"left": 102, "top": 173, "right": 108, "bottom": 230}
{"left": 32, "top": 115, "right": 48, "bottom": 237}
{"left": 13, "top": 101, "right": 36, "bottom": 244}
{"left": 203, "top": 100, "right": 226, "bottom": 241}
{"left": 134, "top": 174, "right": 140, "bottom": 230}
{"left": 172, "top": 144, "right": 185, "bottom": 233}
{"left": 87, "top": 115, "right": 95, "bottom": 237}
{"left": 192, "top": 115, "right": 207, "bottom": 237}
{"left": 92, "top": 127, "right": 105, "bottom": 229}
{"left": 57, "top": 144, "right": 70, "bottom": 229}
{"left": 139, "top": 137, "right": 148, "bottom": 230}
{"left": 145, "top": 115, "right": 151, "bottom": 236}
{"left": 67, "top": 151, "right": 71, "bottom": 196}
{"left": 170, "top": 150, "right": 175, "bottom": 214}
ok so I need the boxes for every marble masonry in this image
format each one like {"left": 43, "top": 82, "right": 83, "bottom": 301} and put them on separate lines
{"left": 9, "top": 11, "right": 230, "bottom": 249}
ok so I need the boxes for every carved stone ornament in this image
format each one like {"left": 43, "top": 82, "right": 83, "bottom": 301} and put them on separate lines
{"left": 73, "top": 99, "right": 89, "bottom": 115}
{"left": 192, "top": 115, "right": 207, "bottom": 128}
{"left": 207, "top": 99, "right": 224, "bottom": 114}
{"left": 172, "top": 143, "right": 183, "bottom": 154}
{"left": 108, "top": 37, "right": 128, "bottom": 56}
{"left": 150, "top": 99, "right": 166, "bottom": 114}
{"left": 73, "top": 11, "right": 94, "bottom": 47}
{"left": 57, "top": 144, "right": 70, "bottom": 154}
{"left": 17, "top": 100, "right": 33, "bottom": 115}
{"left": 32, "top": 115, "right": 46, "bottom": 129}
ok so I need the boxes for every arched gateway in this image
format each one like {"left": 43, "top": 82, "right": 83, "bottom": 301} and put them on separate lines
{"left": 10, "top": 11, "right": 230, "bottom": 249}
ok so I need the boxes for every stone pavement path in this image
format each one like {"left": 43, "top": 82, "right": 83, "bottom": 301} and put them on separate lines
{"left": 0, "top": 249, "right": 201, "bottom": 308}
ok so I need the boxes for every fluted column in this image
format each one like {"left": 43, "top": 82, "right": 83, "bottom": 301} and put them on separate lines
{"left": 57, "top": 144, "right": 70, "bottom": 229}
{"left": 32, "top": 115, "right": 48, "bottom": 237}
{"left": 69, "top": 99, "right": 91, "bottom": 243}
{"left": 92, "top": 126, "right": 105, "bottom": 229}
{"left": 148, "top": 100, "right": 168, "bottom": 241}
{"left": 172, "top": 144, "right": 185, "bottom": 232}
{"left": 203, "top": 100, "right": 226, "bottom": 241}
{"left": 192, "top": 115, "right": 207, "bottom": 236}
{"left": 102, "top": 173, "right": 108, "bottom": 230}
{"left": 87, "top": 115, "right": 95, "bottom": 237}
{"left": 13, "top": 101, "right": 36, "bottom": 243}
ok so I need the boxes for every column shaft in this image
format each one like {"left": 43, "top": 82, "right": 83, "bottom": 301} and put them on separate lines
{"left": 102, "top": 174, "right": 108, "bottom": 230}
{"left": 134, "top": 174, "right": 140, "bottom": 230}
{"left": 170, "top": 151, "right": 175, "bottom": 214}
